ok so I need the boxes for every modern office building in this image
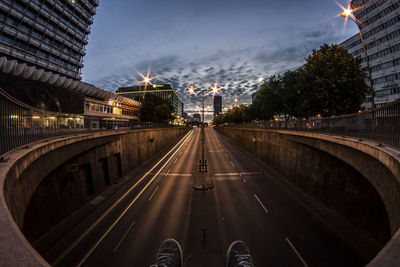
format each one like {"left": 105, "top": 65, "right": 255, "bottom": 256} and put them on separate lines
{"left": 213, "top": 94, "right": 222, "bottom": 117}
{"left": 340, "top": 0, "right": 400, "bottom": 109}
{"left": 0, "top": 0, "right": 140, "bottom": 128}
{"left": 116, "top": 84, "right": 184, "bottom": 121}
{"left": 193, "top": 113, "right": 201, "bottom": 121}
{"left": 0, "top": 0, "right": 98, "bottom": 80}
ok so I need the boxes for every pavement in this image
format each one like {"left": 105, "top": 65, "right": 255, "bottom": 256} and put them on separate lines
{"left": 37, "top": 128, "right": 367, "bottom": 267}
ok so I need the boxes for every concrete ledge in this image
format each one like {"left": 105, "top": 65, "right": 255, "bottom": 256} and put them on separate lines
{"left": 0, "top": 128, "right": 188, "bottom": 266}
{"left": 216, "top": 127, "right": 400, "bottom": 266}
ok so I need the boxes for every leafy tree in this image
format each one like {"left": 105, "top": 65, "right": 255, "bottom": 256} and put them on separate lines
{"left": 302, "top": 44, "right": 368, "bottom": 116}
{"left": 251, "top": 75, "right": 283, "bottom": 120}
{"left": 139, "top": 93, "right": 174, "bottom": 123}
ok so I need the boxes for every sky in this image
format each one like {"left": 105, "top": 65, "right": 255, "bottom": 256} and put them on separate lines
{"left": 81, "top": 0, "right": 359, "bottom": 119}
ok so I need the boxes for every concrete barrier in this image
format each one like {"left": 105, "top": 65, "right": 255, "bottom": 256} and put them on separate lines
{"left": 0, "top": 127, "right": 188, "bottom": 266}
{"left": 216, "top": 127, "right": 400, "bottom": 266}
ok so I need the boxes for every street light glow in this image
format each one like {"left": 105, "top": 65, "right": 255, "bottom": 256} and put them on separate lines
{"left": 136, "top": 65, "right": 156, "bottom": 90}
{"left": 209, "top": 79, "right": 222, "bottom": 96}
{"left": 186, "top": 84, "right": 196, "bottom": 95}
{"left": 337, "top": 2, "right": 360, "bottom": 23}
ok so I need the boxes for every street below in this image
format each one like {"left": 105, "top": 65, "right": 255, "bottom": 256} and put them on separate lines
{"left": 52, "top": 127, "right": 365, "bottom": 267}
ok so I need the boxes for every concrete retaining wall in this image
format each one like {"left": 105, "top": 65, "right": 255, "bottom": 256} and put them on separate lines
{"left": 0, "top": 127, "right": 188, "bottom": 266}
{"left": 216, "top": 127, "right": 400, "bottom": 266}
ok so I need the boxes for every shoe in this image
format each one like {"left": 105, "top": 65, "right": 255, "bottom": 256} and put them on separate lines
{"left": 151, "top": 238, "right": 182, "bottom": 267}
{"left": 227, "top": 240, "right": 255, "bottom": 267}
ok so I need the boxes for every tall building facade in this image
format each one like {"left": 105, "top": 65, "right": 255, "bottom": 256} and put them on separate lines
{"left": 213, "top": 94, "right": 222, "bottom": 117}
{"left": 116, "top": 84, "right": 184, "bottom": 122}
{"left": 0, "top": 0, "right": 98, "bottom": 80}
{"left": 0, "top": 0, "right": 140, "bottom": 128}
{"left": 340, "top": 0, "right": 400, "bottom": 109}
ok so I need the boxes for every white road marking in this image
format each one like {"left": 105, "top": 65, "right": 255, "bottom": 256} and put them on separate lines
{"left": 230, "top": 161, "right": 235, "bottom": 167}
{"left": 242, "top": 178, "right": 247, "bottom": 184}
{"left": 148, "top": 186, "right": 159, "bottom": 201}
{"left": 214, "top": 172, "right": 240, "bottom": 176}
{"left": 113, "top": 221, "right": 136, "bottom": 252}
{"left": 240, "top": 171, "right": 262, "bottom": 176}
{"left": 225, "top": 153, "right": 229, "bottom": 158}
{"left": 214, "top": 172, "right": 262, "bottom": 177}
{"left": 72, "top": 131, "right": 193, "bottom": 267}
{"left": 254, "top": 194, "right": 269, "bottom": 214}
{"left": 285, "top": 238, "right": 309, "bottom": 267}
{"left": 166, "top": 173, "right": 192, "bottom": 177}
{"left": 214, "top": 176, "right": 241, "bottom": 181}
{"left": 174, "top": 158, "right": 178, "bottom": 164}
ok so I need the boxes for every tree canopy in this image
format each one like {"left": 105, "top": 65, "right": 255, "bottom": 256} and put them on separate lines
{"left": 139, "top": 93, "right": 174, "bottom": 123}
{"left": 214, "top": 44, "right": 368, "bottom": 125}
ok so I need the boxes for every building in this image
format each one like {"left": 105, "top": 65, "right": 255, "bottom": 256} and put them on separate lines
{"left": 0, "top": 0, "right": 98, "bottom": 80}
{"left": 116, "top": 84, "right": 184, "bottom": 122}
{"left": 340, "top": 0, "right": 400, "bottom": 109}
{"left": 213, "top": 94, "right": 222, "bottom": 117}
{"left": 193, "top": 113, "right": 201, "bottom": 121}
{"left": 0, "top": 0, "right": 140, "bottom": 129}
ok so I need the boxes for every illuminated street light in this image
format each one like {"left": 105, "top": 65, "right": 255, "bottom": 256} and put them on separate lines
{"left": 186, "top": 84, "right": 196, "bottom": 95}
{"left": 338, "top": 2, "right": 375, "bottom": 109}
{"left": 136, "top": 65, "right": 157, "bottom": 122}
{"left": 209, "top": 79, "right": 222, "bottom": 96}
{"left": 136, "top": 65, "right": 157, "bottom": 90}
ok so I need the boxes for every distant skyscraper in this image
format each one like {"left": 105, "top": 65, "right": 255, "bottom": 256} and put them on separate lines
{"left": 213, "top": 94, "right": 222, "bottom": 117}
{"left": 0, "top": 0, "right": 98, "bottom": 80}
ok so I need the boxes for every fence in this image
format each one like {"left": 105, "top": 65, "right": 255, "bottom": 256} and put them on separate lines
{"left": 0, "top": 88, "right": 175, "bottom": 156}
{"left": 224, "top": 99, "right": 400, "bottom": 149}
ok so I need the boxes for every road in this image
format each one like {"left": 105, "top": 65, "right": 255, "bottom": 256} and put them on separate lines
{"left": 49, "top": 127, "right": 365, "bottom": 267}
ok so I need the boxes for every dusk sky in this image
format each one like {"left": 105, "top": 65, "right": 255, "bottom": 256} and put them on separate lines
{"left": 82, "top": 0, "right": 359, "bottom": 118}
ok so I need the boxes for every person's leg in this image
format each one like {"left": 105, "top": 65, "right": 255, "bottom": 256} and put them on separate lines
{"left": 227, "top": 240, "right": 255, "bottom": 267}
{"left": 150, "top": 238, "right": 183, "bottom": 267}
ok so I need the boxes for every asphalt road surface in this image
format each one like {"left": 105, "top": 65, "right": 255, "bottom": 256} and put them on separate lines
{"left": 49, "top": 128, "right": 365, "bottom": 267}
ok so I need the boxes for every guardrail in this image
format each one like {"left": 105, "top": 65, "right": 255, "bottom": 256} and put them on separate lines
{"left": 0, "top": 88, "right": 175, "bottom": 156}
{"left": 222, "top": 98, "right": 400, "bottom": 149}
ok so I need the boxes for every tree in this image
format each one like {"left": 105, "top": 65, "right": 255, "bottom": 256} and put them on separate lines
{"left": 281, "top": 70, "right": 305, "bottom": 119}
{"left": 302, "top": 44, "right": 368, "bottom": 117}
{"left": 139, "top": 93, "right": 174, "bottom": 123}
{"left": 251, "top": 75, "right": 283, "bottom": 120}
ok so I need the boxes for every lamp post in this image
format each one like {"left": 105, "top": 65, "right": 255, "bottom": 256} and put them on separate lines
{"left": 340, "top": 4, "right": 375, "bottom": 109}
{"left": 137, "top": 67, "right": 157, "bottom": 123}
{"left": 187, "top": 81, "right": 222, "bottom": 172}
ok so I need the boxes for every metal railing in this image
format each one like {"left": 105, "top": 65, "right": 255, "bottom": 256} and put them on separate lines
{"left": 222, "top": 99, "right": 400, "bottom": 149}
{"left": 0, "top": 88, "right": 176, "bottom": 156}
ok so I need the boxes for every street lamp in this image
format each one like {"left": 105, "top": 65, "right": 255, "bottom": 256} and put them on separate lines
{"left": 339, "top": 2, "right": 375, "bottom": 109}
{"left": 136, "top": 66, "right": 157, "bottom": 122}
{"left": 186, "top": 80, "right": 222, "bottom": 172}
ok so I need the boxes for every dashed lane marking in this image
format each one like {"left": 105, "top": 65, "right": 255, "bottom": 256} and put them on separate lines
{"left": 285, "top": 238, "right": 309, "bottom": 267}
{"left": 113, "top": 221, "right": 136, "bottom": 252}
{"left": 148, "top": 186, "right": 159, "bottom": 201}
{"left": 254, "top": 194, "right": 269, "bottom": 214}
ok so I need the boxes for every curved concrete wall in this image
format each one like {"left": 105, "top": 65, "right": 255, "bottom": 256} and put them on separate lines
{"left": 216, "top": 127, "right": 400, "bottom": 266}
{"left": 0, "top": 127, "right": 188, "bottom": 266}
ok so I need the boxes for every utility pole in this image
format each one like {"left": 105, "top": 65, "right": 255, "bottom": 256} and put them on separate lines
{"left": 200, "top": 90, "right": 207, "bottom": 172}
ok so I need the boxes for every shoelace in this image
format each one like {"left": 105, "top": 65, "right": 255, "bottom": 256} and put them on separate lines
{"left": 235, "top": 254, "right": 253, "bottom": 267}
{"left": 156, "top": 252, "right": 176, "bottom": 267}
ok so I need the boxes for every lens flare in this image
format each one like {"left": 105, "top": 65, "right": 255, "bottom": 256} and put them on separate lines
{"left": 136, "top": 65, "right": 156, "bottom": 90}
